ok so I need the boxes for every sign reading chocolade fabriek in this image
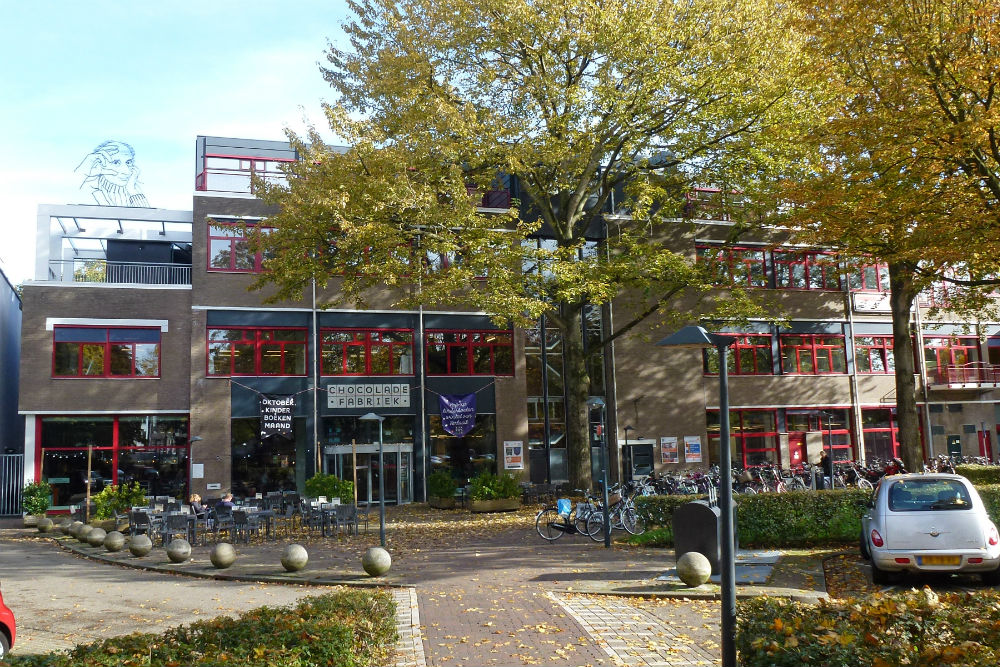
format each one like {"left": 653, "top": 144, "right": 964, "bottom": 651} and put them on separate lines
{"left": 260, "top": 394, "right": 295, "bottom": 438}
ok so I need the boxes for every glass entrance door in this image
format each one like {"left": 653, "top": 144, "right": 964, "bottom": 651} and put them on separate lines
{"left": 323, "top": 444, "right": 413, "bottom": 504}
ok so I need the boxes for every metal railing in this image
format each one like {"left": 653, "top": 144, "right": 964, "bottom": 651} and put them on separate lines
{"left": 48, "top": 260, "right": 191, "bottom": 286}
{"left": 195, "top": 169, "right": 288, "bottom": 194}
{"left": 931, "top": 363, "right": 1000, "bottom": 386}
{"left": 0, "top": 454, "right": 24, "bottom": 516}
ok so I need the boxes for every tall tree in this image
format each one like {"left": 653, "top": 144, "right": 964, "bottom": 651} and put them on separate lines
{"left": 251, "top": 0, "right": 815, "bottom": 488}
{"left": 780, "top": 0, "right": 1000, "bottom": 471}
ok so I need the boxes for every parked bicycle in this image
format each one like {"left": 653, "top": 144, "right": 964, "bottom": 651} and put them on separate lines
{"left": 535, "top": 491, "right": 600, "bottom": 541}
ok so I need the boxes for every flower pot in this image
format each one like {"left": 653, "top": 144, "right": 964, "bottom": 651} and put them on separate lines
{"left": 469, "top": 498, "right": 520, "bottom": 513}
{"left": 429, "top": 496, "right": 457, "bottom": 510}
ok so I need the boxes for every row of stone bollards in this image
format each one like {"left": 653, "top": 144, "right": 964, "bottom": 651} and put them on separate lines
{"left": 36, "top": 517, "right": 391, "bottom": 577}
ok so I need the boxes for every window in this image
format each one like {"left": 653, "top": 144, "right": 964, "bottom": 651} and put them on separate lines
{"left": 53, "top": 326, "right": 160, "bottom": 378}
{"left": 321, "top": 329, "right": 414, "bottom": 376}
{"left": 696, "top": 245, "right": 768, "bottom": 288}
{"left": 426, "top": 330, "right": 514, "bottom": 376}
{"left": 207, "top": 328, "right": 307, "bottom": 376}
{"left": 862, "top": 408, "right": 901, "bottom": 461}
{"left": 207, "top": 218, "right": 272, "bottom": 273}
{"left": 780, "top": 334, "right": 847, "bottom": 374}
{"left": 773, "top": 250, "right": 841, "bottom": 290}
{"left": 848, "top": 263, "right": 890, "bottom": 292}
{"left": 786, "top": 408, "right": 854, "bottom": 460}
{"left": 704, "top": 335, "right": 773, "bottom": 375}
{"left": 707, "top": 409, "right": 778, "bottom": 467}
{"left": 855, "top": 336, "right": 895, "bottom": 374}
{"left": 924, "top": 336, "right": 980, "bottom": 382}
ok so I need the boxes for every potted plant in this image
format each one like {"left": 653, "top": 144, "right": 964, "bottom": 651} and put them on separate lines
{"left": 305, "top": 473, "right": 355, "bottom": 504}
{"left": 468, "top": 470, "right": 522, "bottom": 513}
{"left": 427, "top": 470, "right": 458, "bottom": 509}
{"left": 92, "top": 482, "right": 147, "bottom": 530}
{"left": 22, "top": 481, "right": 53, "bottom": 527}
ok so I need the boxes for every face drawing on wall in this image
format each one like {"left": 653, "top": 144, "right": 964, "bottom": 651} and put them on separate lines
{"left": 76, "top": 140, "right": 150, "bottom": 207}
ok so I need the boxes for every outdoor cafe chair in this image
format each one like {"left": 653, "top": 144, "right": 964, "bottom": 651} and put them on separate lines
{"left": 211, "top": 506, "right": 235, "bottom": 542}
{"left": 129, "top": 510, "right": 153, "bottom": 536}
{"left": 335, "top": 504, "right": 359, "bottom": 536}
{"left": 232, "top": 510, "right": 262, "bottom": 543}
{"left": 159, "top": 513, "right": 190, "bottom": 546}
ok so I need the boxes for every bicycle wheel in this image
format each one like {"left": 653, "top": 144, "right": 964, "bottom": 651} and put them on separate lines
{"left": 622, "top": 507, "right": 646, "bottom": 535}
{"left": 586, "top": 512, "right": 606, "bottom": 542}
{"left": 788, "top": 477, "right": 808, "bottom": 491}
{"left": 535, "top": 508, "right": 565, "bottom": 541}
{"left": 573, "top": 506, "right": 592, "bottom": 534}
{"left": 857, "top": 478, "right": 874, "bottom": 492}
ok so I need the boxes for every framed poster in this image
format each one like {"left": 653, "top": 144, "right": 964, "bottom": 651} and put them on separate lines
{"left": 660, "top": 436, "right": 679, "bottom": 464}
{"left": 503, "top": 441, "right": 524, "bottom": 470}
{"left": 683, "top": 435, "right": 703, "bottom": 463}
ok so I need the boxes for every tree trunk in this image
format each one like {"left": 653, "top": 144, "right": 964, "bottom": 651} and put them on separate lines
{"left": 561, "top": 305, "right": 594, "bottom": 491}
{"left": 888, "top": 262, "right": 922, "bottom": 472}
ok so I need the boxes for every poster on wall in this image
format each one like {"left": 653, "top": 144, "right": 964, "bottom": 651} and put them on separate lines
{"left": 504, "top": 441, "right": 525, "bottom": 470}
{"left": 660, "top": 436, "right": 679, "bottom": 464}
{"left": 683, "top": 435, "right": 703, "bottom": 463}
{"left": 259, "top": 394, "right": 295, "bottom": 438}
{"left": 439, "top": 393, "right": 477, "bottom": 437}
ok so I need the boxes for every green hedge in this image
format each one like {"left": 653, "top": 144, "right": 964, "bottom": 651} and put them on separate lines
{"left": 738, "top": 589, "right": 1000, "bottom": 666}
{"left": 4, "top": 589, "right": 396, "bottom": 667}
{"left": 956, "top": 464, "right": 1000, "bottom": 485}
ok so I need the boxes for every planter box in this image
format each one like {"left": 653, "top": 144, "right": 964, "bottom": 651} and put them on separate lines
{"left": 469, "top": 498, "right": 521, "bottom": 513}
{"left": 429, "top": 496, "right": 457, "bottom": 510}
{"left": 22, "top": 514, "right": 42, "bottom": 528}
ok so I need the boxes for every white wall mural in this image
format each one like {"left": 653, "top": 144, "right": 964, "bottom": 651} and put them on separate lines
{"left": 75, "top": 140, "right": 149, "bottom": 207}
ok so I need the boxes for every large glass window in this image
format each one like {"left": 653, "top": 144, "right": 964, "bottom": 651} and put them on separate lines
{"left": 696, "top": 245, "right": 768, "bottom": 288}
{"left": 848, "top": 263, "right": 890, "bottom": 292}
{"left": 53, "top": 326, "right": 160, "bottom": 378}
{"left": 207, "top": 328, "right": 307, "bottom": 376}
{"left": 321, "top": 329, "right": 414, "bottom": 376}
{"left": 773, "top": 250, "right": 841, "bottom": 290}
{"left": 707, "top": 409, "right": 778, "bottom": 467}
{"left": 426, "top": 330, "right": 514, "bottom": 376}
{"left": 786, "top": 409, "right": 854, "bottom": 460}
{"left": 429, "top": 414, "right": 497, "bottom": 480}
{"left": 231, "top": 418, "right": 302, "bottom": 497}
{"left": 207, "top": 218, "right": 272, "bottom": 273}
{"left": 704, "top": 335, "right": 773, "bottom": 375}
{"left": 855, "top": 336, "right": 895, "bottom": 374}
{"left": 780, "top": 334, "right": 847, "bottom": 374}
{"left": 862, "top": 408, "right": 900, "bottom": 462}
{"left": 924, "top": 336, "right": 980, "bottom": 377}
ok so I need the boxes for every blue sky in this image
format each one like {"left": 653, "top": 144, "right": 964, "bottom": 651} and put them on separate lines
{"left": 0, "top": 2, "right": 350, "bottom": 285}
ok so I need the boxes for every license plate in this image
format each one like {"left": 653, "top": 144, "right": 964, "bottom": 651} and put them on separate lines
{"left": 919, "top": 555, "right": 961, "bottom": 566}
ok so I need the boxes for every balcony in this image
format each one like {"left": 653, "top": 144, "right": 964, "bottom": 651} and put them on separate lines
{"left": 466, "top": 185, "right": 512, "bottom": 209}
{"left": 928, "top": 363, "right": 1000, "bottom": 389}
{"left": 48, "top": 260, "right": 191, "bottom": 286}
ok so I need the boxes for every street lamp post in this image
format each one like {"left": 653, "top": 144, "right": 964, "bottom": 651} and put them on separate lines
{"left": 657, "top": 326, "right": 737, "bottom": 667}
{"left": 359, "top": 412, "right": 386, "bottom": 548}
{"left": 586, "top": 396, "right": 611, "bottom": 548}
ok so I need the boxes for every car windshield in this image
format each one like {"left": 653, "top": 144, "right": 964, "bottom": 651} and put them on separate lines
{"left": 888, "top": 479, "right": 972, "bottom": 512}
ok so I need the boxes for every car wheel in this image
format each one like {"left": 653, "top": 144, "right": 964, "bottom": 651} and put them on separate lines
{"left": 0, "top": 630, "right": 9, "bottom": 658}
{"left": 982, "top": 566, "right": 1000, "bottom": 587}
{"left": 859, "top": 531, "right": 870, "bottom": 560}
{"left": 871, "top": 561, "right": 892, "bottom": 586}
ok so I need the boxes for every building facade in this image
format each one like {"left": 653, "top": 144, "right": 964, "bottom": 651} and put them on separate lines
{"left": 18, "top": 136, "right": 1000, "bottom": 510}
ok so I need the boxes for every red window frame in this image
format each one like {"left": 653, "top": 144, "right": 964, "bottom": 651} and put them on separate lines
{"left": 861, "top": 408, "right": 902, "bottom": 462}
{"left": 848, "top": 262, "right": 890, "bottom": 292}
{"left": 425, "top": 330, "right": 514, "bottom": 376}
{"left": 207, "top": 218, "right": 272, "bottom": 273}
{"left": 923, "top": 336, "right": 980, "bottom": 374}
{"left": 773, "top": 250, "right": 841, "bottom": 290}
{"left": 703, "top": 334, "right": 773, "bottom": 375}
{"left": 780, "top": 334, "right": 847, "bottom": 374}
{"left": 206, "top": 327, "right": 308, "bottom": 376}
{"left": 696, "top": 245, "right": 768, "bottom": 288}
{"left": 854, "top": 336, "right": 895, "bottom": 374}
{"left": 786, "top": 408, "right": 854, "bottom": 459}
{"left": 708, "top": 408, "right": 779, "bottom": 468}
{"left": 320, "top": 328, "right": 414, "bottom": 376}
{"left": 52, "top": 326, "right": 161, "bottom": 378}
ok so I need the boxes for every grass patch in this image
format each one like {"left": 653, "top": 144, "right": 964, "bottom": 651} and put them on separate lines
{"left": 5, "top": 589, "right": 397, "bottom": 667}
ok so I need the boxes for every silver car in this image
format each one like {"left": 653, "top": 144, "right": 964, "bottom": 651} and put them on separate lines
{"left": 860, "top": 473, "right": 1000, "bottom": 585}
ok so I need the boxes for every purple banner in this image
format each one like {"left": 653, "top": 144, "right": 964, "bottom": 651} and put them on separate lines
{"left": 439, "top": 393, "right": 477, "bottom": 437}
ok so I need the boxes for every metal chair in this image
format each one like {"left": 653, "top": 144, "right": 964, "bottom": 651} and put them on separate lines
{"left": 335, "top": 504, "right": 359, "bottom": 536}
{"left": 212, "top": 506, "right": 234, "bottom": 541}
{"left": 159, "top": 513, "right": 190, "bottom": 546}
{"left": 232, "top": 510, "right": 262, "bottom": 543}
{"left": 129, "top": 510, "right": 153, "bottom": 536}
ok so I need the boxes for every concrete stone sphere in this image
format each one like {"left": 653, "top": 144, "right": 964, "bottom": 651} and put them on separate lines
{"left": 62, "top": 520, "right": 79, "bottom": 535}
{"left": 68, "top": 521, "right": 84, "bottom": 537}
{"left": 362, "top": 546, "right": 392, "bottom": 577}
{"left": 104, "top": 531, "right": 126, "bottom": 552}
{"left": 77, "top": 525, "right": 94, "bottom": 543}
{"left": 37, "top": 518, "right": 54, "bottom": 533}
{"left": 281, "top": 543, "right": 309, "bottom": 572}
{"left": 129, "top": 534, "right": 153, "bottom": 557}
{"left": 166, "top": 538, "right": 192, "bottom": 563}
{"left": 211, "top": 542, "right": 237, "bottom": 569}
{"left": 676, "top": 551, "right": 712, "bottom": 587}
{"left": 86, "top": 527, "right": 107, "bottom": 547}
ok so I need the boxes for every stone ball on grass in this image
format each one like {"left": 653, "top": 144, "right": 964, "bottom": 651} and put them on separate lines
{"left": 281, "top": 544, "right": 308, "bottom": 572}
{"left": 104, "top": 531, "right": 126, "bottom": 552}
{"left": 37, "top": 518, "right": 54, "bottom": 533}
{"left": 166, "top": 538, "right": 192, "bottom": 563}
{"left": 129, "top": 534, "right": 153, "bottom": 557}
{"left": 362, "top": 546, "right": 391, "bottom": 577}
{"left": 86, "top": 527, "right": 107, "bottom": 547}
{"left": 211, "top": 542, "right": 237, "bottom": 569}
{"left": 676, "top": 551, "right": 712, "bottom": 587}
